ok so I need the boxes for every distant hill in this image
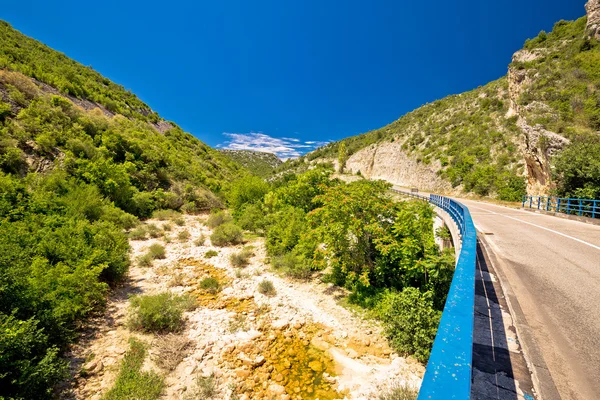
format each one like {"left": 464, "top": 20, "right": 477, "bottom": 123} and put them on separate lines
{"left": 292, "top": 10, "right": 600, "bottom": 200}
{"left": 220, "top": 149, "right": 282, "bottom": 177}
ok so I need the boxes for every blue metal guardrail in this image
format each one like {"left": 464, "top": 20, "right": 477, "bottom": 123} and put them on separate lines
{"left": 392, "top": 189, "right": 477, "bottom": 398}
{"left": 417, "top": 195, "right": 477, "bottom": 399}
{"left": 522, "top": 195, "right": 600, "bottom": 219}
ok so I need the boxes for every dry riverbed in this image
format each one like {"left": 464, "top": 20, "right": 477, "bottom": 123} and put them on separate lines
{"left": 63, "top": 214, "right": 424, "bottom": 399}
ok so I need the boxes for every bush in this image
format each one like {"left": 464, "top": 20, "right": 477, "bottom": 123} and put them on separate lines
{"left": 103, "top": 338, "right": 164, "bottom": 400}
{"left": 128, "top": 293, "right": 193, "bottom": 333}
{"left": 236, "top": 203, "right": 266, "bottom": 232}
{"left": 378, "top": 381, "right": 418, "bottom": 400}
{"left": 272, "top": 252, "right": 312, "bottom": 279}
{"left": 137, "top": 253, "right": 154, "bottom": 268}
{"left": 152, "top": 209, "right": 182, "bottom": 221}
{"left": 174, "top": 216, "right": 186, "bottom": 226}
{"left": 210, "top": 223, "right": 244, "bottom": 246}
{"left": 227, "top": 176, "right": 270, "bottom": 217}
{"left": 148, "top": 244, "right": 166, "bottom": 259}
{"left": 199, "top": 277, "right": 220, "bottom": 294}
{"left": 147, "top": 224, "right": 162, "bottom": 238}
{"left": 257, "top": 279, "right": 276, "bottom": 296}
{"left": 177, "top": 230, "right": 191, "bottom": 242}
{"left": 230, "top": 247, "right": 254, "bottom": 268}
{"left": 377, "top": 288, "right": 441, "bottom": 363}
{"left": 194, "top": 234, "right": 206, "bottom": 246}
{"left": 206, "top": 210, "right": 232, "bottom": 228}
{"left": 205, "top": 250, "right": 218, "bottom": 258}
{"left": 129, "top": 226, "right": 148, "bottom": 240}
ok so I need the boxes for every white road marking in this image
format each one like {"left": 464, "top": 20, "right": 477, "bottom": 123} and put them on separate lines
{"left": 467, "top": 204, "right": 600, "bottom": 252}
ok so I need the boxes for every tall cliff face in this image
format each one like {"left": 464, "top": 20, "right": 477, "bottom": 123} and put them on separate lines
{"left": 586, "top": 0, "right": 600, "bottom": 40}
{"left": 507, "top": 50, "right": 569, "bottom": 195}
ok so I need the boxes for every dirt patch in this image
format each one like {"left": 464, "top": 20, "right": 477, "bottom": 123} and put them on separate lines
{"left": 62, "top": 214, "right": 424, "bottom": 399}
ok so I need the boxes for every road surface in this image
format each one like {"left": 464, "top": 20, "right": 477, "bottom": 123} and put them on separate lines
{"left": 460, "top": 199, "right": 600, "bottom": 400}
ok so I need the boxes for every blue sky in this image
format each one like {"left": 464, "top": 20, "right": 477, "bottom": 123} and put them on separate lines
{"left": 1, "top": 0, "right": 587, "bottom": 158}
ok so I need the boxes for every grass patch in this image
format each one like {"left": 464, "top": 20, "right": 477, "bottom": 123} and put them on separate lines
{"left": 229, "top": 246, "right": 254, "bottom": 268}
{"left": 152, "top": 334, "right": 191, "bottom": 372}
{"left": 199, "top": 277, "right": 220, "bottom": 294}
{"left": 128, "top": 292, "right": 195, "bottom": 333}
{"left": 205, "top": 250, "right": 218, "bottom": 258}
{"left": 147, "top": 224, "right": 162, "bottom": 238}
{"left": 177, "top": 230, "right": 191, "bottom": 242}
{"left": 257, "top": 279, "right": 276, "bottom": 296}
{"left": 152, "top": 209, "right": 181, "bottom": 221}
{"left": 190, "top": 374, "right": 217, "bottom": 399}
{"left": 168, "top": 273, "right": 186, "bottom": 287}
{"left": 174, "top": 216, "right": 186, "bottom": 226}
{"left": 194, "top": 234, "right": 206, "bottom": 246}
{"left": 129, "top": 226, "right": 148, "bottom": 241}
{"left": 206, "top": 210, "right": 232, "bottom": 228}
{"left": 378, "top": 382, "right": 418, "bottom": 400}
{"left": 103, "top": 338, "right": 164, "bottom": 400}
{"left": 210, "top": 223, "right": 244, "bottom": 246}
{"left": 148, "top": 243, "right": 166, "bottom": 259}
{"left": 228, "top": 314, "right": 247, "bottom": 333}
{"left": 162, "top": 222, "right": 173, "bottom": 231}
{"left": 137, "top": 253, "right": 154, "bottom": 268}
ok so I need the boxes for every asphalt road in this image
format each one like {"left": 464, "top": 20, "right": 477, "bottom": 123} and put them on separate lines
{"left": 459, "top": 199, "right": 600, "bottom": 400}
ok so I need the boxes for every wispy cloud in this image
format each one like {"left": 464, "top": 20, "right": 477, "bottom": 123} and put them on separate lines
{"left": 219, "top": 132, "right": 331, "bottom": 160}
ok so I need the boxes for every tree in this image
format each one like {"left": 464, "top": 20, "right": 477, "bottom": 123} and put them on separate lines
{"left": 337, "top": 142, "right": 348, "bottom": 173}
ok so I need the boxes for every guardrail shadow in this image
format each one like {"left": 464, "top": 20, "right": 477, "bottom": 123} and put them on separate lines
{"left": 471, "top": 241, "right": 518, "bottom": 400}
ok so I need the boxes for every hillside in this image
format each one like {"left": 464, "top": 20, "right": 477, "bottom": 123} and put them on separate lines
{"left": 0, "top": 21, "right": 247, "bottom": 399}
{"left": 291, "top": 7, "right": 600, "bottom": 200}
{"left": 220, "top": 149, "right": 282, "bottom": 177}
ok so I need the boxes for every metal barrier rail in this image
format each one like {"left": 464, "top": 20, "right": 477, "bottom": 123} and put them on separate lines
{"left": 392, "top": 189, "right": 477, "bottom": 399}
{"left": 522, "top": 195, "right": 600, "bottom": 219}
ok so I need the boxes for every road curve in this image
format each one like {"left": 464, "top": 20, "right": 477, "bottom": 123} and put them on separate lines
{"left": 459, "top": 199, "right": 600, "bottom": 400}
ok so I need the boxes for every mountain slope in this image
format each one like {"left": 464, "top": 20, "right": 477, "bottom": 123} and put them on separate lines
{"left": 0, "top": 21, "right": 247, "bottom": 399}
{"left": 219, "top": 149, "right": 282, "bottom": 177}
{"left": 298, "top": 8, "right": 600, "bottom": 200}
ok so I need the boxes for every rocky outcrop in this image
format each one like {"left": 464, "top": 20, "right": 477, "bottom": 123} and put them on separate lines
{"left": 507, "top": 53, "right": 569, "bottom": 195}
{"left": 586, "top": 0, "right": 600, "bottom": 40}
{"left": 345, "top": 141, "right": 453, "bottom": 192}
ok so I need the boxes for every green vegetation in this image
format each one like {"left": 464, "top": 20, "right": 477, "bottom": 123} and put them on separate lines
{"left": 205, "top": 250, "right": 219, "bottom": 258}
{"left": 232, "top": 167, "right": 454, "bottom": 361}
{"left": 257, "top": 279, "right": 276, "bottom": 296}
{"left": 210, "top": 223, "right": 244, "bottom": 246}
{"left": 230, "top": 246, "right": 254, "bottom": 267}
{"left": 127, "top": 292, "right": 194, "bottom": 333}
{"left": 147, "top": 243, "right": 166, "bottom": 260}
{"left": 206, "top": 210, "right": 233, "bottom": 228}
{"left": 220, "top": 149, "right": 282, "bottom": 177}
{"left": 378, "top": 382, "right": 418, "bottom": 400}
{"left": 199, "top": 277, "right": 221, "bottom": 294}
{"left": 103, "top": 338, "right": 164, "bottom": 400}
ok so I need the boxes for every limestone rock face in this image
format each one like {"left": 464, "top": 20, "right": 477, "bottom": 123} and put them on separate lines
{"left": 586, "top": 0, "right": 600, "bottom": 40}
{"left": 344, "top": 141, "right": 453, "bottom": 192}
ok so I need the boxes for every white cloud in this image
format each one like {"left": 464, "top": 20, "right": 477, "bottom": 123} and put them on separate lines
{"left": 218, "top": 132, "right": 333, "bottom": 160}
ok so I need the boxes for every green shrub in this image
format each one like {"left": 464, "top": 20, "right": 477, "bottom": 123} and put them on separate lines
{"left": 129, "top": 226, "right": 148, "bottom": 240}
{"left": 377, "top": 288, "right": 441, "bottom": 363}
{"left": 194, "top": 234, "right": 206, "bottom": 246}
{"left": 205, "top": 250, "right": 218, "bottom": 258}
{"left": 137, "top": 253, "right": 154, "bottom": 268}
{"left": 174, "top": 216, "right": 186, "bottom": 226}
{"left": 210, "top": 223, "right": 244, "bottom": 246}
{"left": 199, "top": 277, "right": 220, "bottom": 294}
{"left": 378, "top": 382, "right": 418, "bottom": 400}
{"left": 272, "top": 252, "right": 312, "bottom": 279}
{"left": 257, "top": 279, "right": 276, "bottom": 296}
{"left": 191, "top": 374, "right": 217, "bottom": 399}
{"left": 147, "top": 224, "right": 162, "bottom": 238}
{"left": 0, "top": 314, "right": 67, "bottom": 399}
{"left": 236, "top": 203, "right": 266, "bottom": 232}
{"left": 177, "top": 230, "right": 191, "bottom": 242}
{"left": 227, "top": 176, "right": 270, "bottom": 217}
{"left": 127, "top": 293, "right": 193, "bottom": 333}
{"left": 152, "top": 209, "right": 181, "bottom": 221}
{"left": 230, "top": 247, "right": 254, "bottom": 267}
{"left": 162, "top": 222, "right": 173, "bottom": 231}
{"left": 206, "top": 210, "right": 232, "bottom": 228}
{"left": 103, "top": 338, "right": 164, "bottom": 400}
{"left": 148, "top": 244, "right": 166, "bottom": 259}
